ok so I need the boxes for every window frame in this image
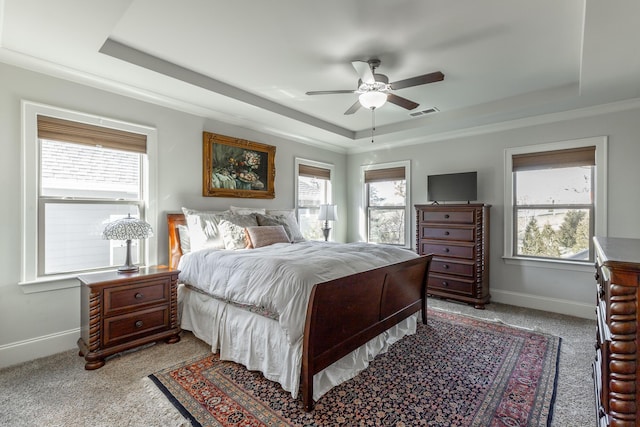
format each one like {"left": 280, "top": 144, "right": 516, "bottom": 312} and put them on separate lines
{"left": 361, "top": 160, "right": 411, "bottom": 248}
{"left": 20, "top": 101, "right": 158, "bottom": 292}
{"left": 503, "top": 136, "right": 607, "bottom": 270}
{"left": 294, "top": 157, "right": 335, "bottom": 240}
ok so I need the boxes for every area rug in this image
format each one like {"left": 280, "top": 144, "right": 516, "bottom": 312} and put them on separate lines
{"left": 149, "top": 308, "right": 561, "bottom": 426}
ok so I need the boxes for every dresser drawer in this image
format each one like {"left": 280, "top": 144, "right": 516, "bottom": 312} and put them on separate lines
{"left": 421, "top": 226, "right": 475, "bottom": 242}
{"left": 420, "top": 210, "right": 475, "bottom": 224}
{"left": 431, "top": 259, "right": 475, "bottom": 277}
{"left": 103, "top": 306, "right": 169, "bottom": 347}
{"left": 103, "top": 278, "right": 170, "bottom": 315}
{"left": 428, "top": 274, "right": 474, "bottom": 295}
{"left": 420, "top": 242, "right": 475, "bottom": 259}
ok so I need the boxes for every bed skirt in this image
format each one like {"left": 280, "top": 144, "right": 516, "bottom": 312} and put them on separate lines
{"left": 178, "top": 284, "right": 418, "bottom": 401}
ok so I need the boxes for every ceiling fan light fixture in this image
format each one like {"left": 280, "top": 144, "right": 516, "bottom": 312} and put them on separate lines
{"left": 359, "top": 91, "right": 387, "bottom": 109}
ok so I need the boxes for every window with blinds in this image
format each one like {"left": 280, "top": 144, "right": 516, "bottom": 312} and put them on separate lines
{"left": 296, "top": 159, "right": 334, "bottom": 241}
{"left": 363, "top": 161, "right": 409, "bottom": 246}
{"left": 37, "top": 115, "right": 148, "bottom": 275}
{"left": 512, "top": 146, "right": 596, "bottom": 261}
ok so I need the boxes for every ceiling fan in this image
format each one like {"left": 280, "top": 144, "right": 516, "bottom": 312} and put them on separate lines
{"left": 306, "top": 59, "right": 444, "bottom": 115}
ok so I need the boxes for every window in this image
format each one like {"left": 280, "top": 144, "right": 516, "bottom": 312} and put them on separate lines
{"left": 363, "top": 161, "right": 410, "bottom": 247}
{"left": 21, "top": 102, "right": 157, "bottom": 289}
{"left": 295, "top": 158, "right": 334, "bottom": 240}
{"left": 504, "top": 137, "right": 607, "bottom": 265}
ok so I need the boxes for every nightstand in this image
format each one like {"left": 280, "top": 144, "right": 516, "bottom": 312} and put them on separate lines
{"left": 77, "top": 266, "right": 181, "bottom": 370}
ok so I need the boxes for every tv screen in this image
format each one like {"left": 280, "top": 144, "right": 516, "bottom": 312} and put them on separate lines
{"left": 427, "top": 171, "right": 477, "bottom": 203}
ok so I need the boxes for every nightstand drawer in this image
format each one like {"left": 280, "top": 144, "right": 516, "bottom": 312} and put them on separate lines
{"left": 104, "top": 278, "right": 169, "bottom": 315}
{"left": 421, "top": 226, "right": 475, "bottom": 241}
{"left": 428, "top": 274, "right": 474, "bottom": 295}
{"left": 420, "top": 210, "right": 475, "bottom": 224}
{"left": 103, "top": 306, "right": 169, "bottom": 347}
{"left": 421, "top": 242, "right": 475, "bottom": 259}
{"left": 431, "top": 259, "right": 475, "bottom": 277}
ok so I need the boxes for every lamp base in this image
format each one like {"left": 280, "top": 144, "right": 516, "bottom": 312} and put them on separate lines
{"left": 321, "top": 227, "right": 331, "bottom": 242}
{"left": 117, "top": 240, "right": 139, "bottom": 273}
{"left": 117, "top": 264, "right": 139, "bottom": 273}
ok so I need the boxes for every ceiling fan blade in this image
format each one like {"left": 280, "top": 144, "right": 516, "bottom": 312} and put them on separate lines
{"left": 306, "top": 90, "right": 356, "bottom": 95}
{"left": 387, "top": 93, "right": 419, "bottom": 110}
{"left": 389, "top": 71, "right": 445, "bottom": 90}
{"left": 344, "top": 100, "right": 362, "bottom": 115}
{"left": 352, "top": 61, "right": 375, "bottom": 85}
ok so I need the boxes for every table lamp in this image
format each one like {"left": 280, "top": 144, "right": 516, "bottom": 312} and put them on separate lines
{"left": 102, "top": 214, "right": 153, "bottom": 273}
{"left": 318, "top": 204, "right": 338, "bottom": 241}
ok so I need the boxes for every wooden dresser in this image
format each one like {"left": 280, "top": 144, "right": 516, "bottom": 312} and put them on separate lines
{"left": 415, "top": 203, "right": 490, "bottom": 309}
{"left": 593, "top": 237, "right": 640, "bottom": 427}
{"left": 77, "top": 266, "right": 181, "bottom": 369}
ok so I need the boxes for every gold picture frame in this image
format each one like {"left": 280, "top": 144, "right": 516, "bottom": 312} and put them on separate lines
{"left": 203, "top": 132, "right": 276, "bottom": 198}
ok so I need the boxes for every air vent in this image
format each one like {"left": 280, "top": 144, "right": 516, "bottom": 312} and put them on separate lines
{"left": 409, "top": 107, "right": 439, "bottom": 117}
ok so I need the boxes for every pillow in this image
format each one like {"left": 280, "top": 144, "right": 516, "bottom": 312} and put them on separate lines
{"left": 264, "top": 210, "right": 305, "bottom": 242}
{"left": 230, "top": 205, "right": 266, "bottom": 215}
{"left": 245, "top": 225, "right": 290, "bottom": 248}
{"left": 181, "top": 207, "right": 229, "bottom": 251}
{"left": 217, "top": 214, "right": 259, "bottom": 250}
{"left": 177, "top": 224, "right": 191, "bottom": 254}
{"left": 219, "top": 220, "right": 250, "bottom": 250}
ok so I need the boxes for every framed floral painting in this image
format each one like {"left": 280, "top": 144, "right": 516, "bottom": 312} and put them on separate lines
{"left": 203, "top": 132, "right": 276, "bottom": 198}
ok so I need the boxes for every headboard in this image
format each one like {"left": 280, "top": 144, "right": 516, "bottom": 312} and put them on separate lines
{"left": 167, "top": 213, "right": 186, "bottom": 270}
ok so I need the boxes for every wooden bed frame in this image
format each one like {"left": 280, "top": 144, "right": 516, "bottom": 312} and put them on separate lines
{"left": 167, "top": 213, "right": 432, "bottom": 411}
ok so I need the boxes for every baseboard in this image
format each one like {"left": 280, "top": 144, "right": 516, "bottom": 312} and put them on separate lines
{"left": 490, "top": 289, "right": 595, "bottom": 319}
{"left": 0, "top": 328, "right": 80, "bottom": 369}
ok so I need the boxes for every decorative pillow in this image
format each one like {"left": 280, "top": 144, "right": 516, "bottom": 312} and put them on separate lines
{"left": 256, "top": 214, "right": 294, "bottom": 240}
{"left": 177, "top": 224, "right": 191, "bottom": 254}
{"left": 230, "top": 205, "right": 267, "bottom": 215}
{"left": 264, "top": 209, "right": 305, "bottom": 242}
{"left": 219, "top": 220, "right": 250, "bottom": 250}
{"left": 245, "top": 225, "right": 290, "bottom": 248}
{"left": 216, "top": 214, "right": 259, "bottom": 250}
{"left": 181, "top": 207, "right": 229, "bottom": 251}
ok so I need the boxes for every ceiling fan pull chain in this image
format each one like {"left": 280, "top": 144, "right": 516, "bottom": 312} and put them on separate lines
{"left": 371, "top": 107, "right": 376, "bottom": 143}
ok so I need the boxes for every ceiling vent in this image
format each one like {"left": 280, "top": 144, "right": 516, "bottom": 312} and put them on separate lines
{"left": 409, "top": 107, "right": 439, "bottom": 117}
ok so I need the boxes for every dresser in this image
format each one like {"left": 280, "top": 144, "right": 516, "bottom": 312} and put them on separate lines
{"left": 415, "top": 204, "right": 490, "bottom": 309}
{"left": 77, "top": 266, "right": 181, "bottom": 369}
{"left": 593, "top": 237, "right": 640, "bottom": 427}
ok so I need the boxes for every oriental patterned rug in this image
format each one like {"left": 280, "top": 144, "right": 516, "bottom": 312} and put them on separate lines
{"left": 149, "top": 309, "right": 561, "bottom": 427}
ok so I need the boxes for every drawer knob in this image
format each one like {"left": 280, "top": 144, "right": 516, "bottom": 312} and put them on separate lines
{"left": 135, "top": 293, "right": 144, "bottom": 300}
{"left": 444, "top": 231, "right": 450, "bottom": 235}
{"left": 444, "top": 214, "right": 450, "bottom": 219}
{"left": 444, "top": 248, "right": 450, "bottom": 253}
{"left": 135, "top": 320, "right": 143, "bottom": 328}
{"left": 443, "top": 264, "right": 449, "bottom": 269}
{"left": 442, "top": 281, "right": 448, "bottom": 287}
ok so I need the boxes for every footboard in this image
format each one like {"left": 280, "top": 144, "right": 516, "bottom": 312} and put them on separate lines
{"left": 301, "top": 254, "right": 432, "bottom": 411}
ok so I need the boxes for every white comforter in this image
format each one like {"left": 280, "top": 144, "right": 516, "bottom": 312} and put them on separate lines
{"left": 177, "top": 241, "right": 418, "bottom": 344}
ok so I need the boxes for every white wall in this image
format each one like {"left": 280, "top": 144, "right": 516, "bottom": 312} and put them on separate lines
{"left": 347, "top": 103, "right": 640, "bottom": 319}
{"left": 0, "top": 62, "right": 346, "bottom": 367}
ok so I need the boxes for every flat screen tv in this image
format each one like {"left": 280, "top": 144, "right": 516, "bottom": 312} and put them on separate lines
{"left": 427, "top": 171, "right": 477, "bottom": 203}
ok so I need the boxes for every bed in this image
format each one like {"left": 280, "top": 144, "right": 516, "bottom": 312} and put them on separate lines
{"left": 167, "top": 212, "right": 432, "bottom": 411}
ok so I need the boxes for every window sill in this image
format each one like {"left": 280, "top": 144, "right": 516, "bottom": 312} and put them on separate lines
{"left": 19, "top": 274, "right": 81, "bottom": 293}
{"left": 502, "top": 256, "right": 593, "bottom": 273}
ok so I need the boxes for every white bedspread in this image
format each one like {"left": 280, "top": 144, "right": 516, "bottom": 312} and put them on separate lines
{"left": 177, "top": 241, "right": 418, "bottom": 344}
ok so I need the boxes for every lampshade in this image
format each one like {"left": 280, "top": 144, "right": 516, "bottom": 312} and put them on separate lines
{"left": 318, "top": 204, "right": 338, "bottom": 222}
{"left": 102, "top": 214, "right": 153, "bottom": 273}
{"left": 359, "top": 91, "right": 387, "bottom": 109}
{"left": 102, "top": 214, "right": 153, "bottom": 240}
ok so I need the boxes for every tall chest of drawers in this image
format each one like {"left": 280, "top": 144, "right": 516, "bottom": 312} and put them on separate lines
{"left": 415, "top": 204, "right": 490, "bottom": 309}
{"left": 593, "top": 237, "right": 640, "bottom": 427}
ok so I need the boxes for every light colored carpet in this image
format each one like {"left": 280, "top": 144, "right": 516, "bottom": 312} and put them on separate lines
{"left": 0, "top": 299, "right": 595, "bottom": 426}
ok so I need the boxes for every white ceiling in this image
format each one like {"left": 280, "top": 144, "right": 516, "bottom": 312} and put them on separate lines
{"left": 1, "top": 0, "right": 639, "bottom": 153}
